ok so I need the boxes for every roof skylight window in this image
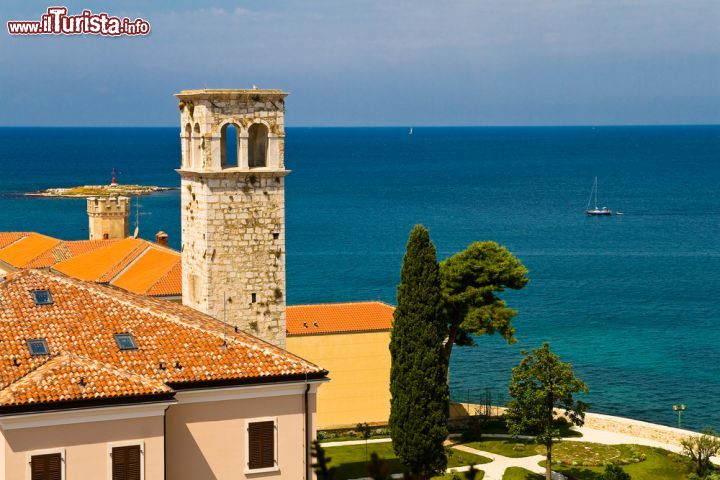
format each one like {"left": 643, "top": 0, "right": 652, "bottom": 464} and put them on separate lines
{"left": 31, "top": 290, "right": 53, "bottom": 305}
{"left": 27, "top": 339, "right": 50, "bottom": 356}
{"left": 114, "top": 333, "right": 138, "bottom": 351}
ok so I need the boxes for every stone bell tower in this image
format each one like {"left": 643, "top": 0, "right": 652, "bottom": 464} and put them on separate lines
{"left": 176, "top": 89, "right": 288, "bottom": 347}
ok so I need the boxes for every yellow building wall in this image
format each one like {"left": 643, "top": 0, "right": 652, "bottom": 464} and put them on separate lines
{"left": 287, "top": 331, "right": 390, "bottom": 429}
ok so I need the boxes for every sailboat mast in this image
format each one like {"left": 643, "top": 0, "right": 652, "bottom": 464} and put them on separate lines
{"left": 594, "top": 177, "right": 599, "bottom": 209}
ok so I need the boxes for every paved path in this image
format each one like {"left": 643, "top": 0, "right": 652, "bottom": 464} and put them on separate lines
{"left": 321, "top": 437, "right": 392, "bottom": 448}
{"left": 449, "top": 442, "right": 546, "bottom": 480}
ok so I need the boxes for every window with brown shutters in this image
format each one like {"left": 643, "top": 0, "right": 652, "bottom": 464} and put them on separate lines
{"left": 247, "top": 420, "right": 276, "bottom": 470}
{"left": 30, "top": 453, "right": 62, "bottom": 480}
{"left": 111, "top": 445, "right": 142, "bottom": 480}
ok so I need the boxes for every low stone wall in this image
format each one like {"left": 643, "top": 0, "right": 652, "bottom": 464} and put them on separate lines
{"left": 450, "top": 403, "right": 699, "bottom": 447}
{"left": 581, "top": 411, "right": 698, "bottom": 446}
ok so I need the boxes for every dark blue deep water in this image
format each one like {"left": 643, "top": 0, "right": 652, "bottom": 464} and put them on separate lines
{"left": 1, "top": 126, "right": 718, "bottom": 430}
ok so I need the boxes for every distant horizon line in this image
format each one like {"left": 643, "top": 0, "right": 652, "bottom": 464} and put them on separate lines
{"left": 1, "top": 123, "right": 719, "bottom": 129}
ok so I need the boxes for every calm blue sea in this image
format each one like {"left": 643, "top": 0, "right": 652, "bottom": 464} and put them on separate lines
{"left": 1, "top": 126, "right": 718, "bottom": 431}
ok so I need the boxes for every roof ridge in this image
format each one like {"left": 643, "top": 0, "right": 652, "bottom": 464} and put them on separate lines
{"left": 97, "top": 239, "right": 150, "bottom": 283}
{"left": 0, "top": 232, "right": 32, "bottom": 250}
{"left": 106, "top": 243, "right": 152, "bottom": 284}
{"left": 288, "top": 300, "right": 396, "bottom": 308}
{"left": 0, "top": 353, "right": 58, "bottom": 392}
{"left": 12, "top": 233, "right": 62, "bottom": 268}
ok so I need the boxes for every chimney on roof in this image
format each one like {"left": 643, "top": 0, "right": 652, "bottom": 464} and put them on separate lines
{"left": 155, "top": 231, "right": 169, "bottom": 247}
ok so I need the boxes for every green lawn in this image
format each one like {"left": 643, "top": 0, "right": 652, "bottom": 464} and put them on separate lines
{"left": 324, "top": 442, "right": 491, "bottom": 480}
{"left": 451, "top": 417, "right": 582, "bottom": 439}
{"left": 434, "top": 470, "right": 486, "bottom": 480}
{"left": 502, "top": 467, "right": 544, "bottom": 480}
{"left": 539, "top": 444, "right": 697, "bottom": 480}
{"left": 463, "top": 439, "right": 540, "bottom": 458}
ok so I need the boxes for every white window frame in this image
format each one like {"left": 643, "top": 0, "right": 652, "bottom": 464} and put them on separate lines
{"left": 106, "top": 440, "right": 145, "bottom": 480}
{"left": 244, "top": 416, "right": 279, "bottom": 475}
{"left": 26, "top": 448, "right": 65, "bottom": 480}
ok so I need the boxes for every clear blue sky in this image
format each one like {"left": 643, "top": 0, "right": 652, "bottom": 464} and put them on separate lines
{"left": 1, "top": 1, "right": 718, "bottom": 126}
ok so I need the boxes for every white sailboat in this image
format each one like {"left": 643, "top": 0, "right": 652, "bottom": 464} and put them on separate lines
{"left": 586, "top": 177, "right": 612, "bottom": 216}
{"left": 408, "top": 127, "right": 413, "bottom": 136}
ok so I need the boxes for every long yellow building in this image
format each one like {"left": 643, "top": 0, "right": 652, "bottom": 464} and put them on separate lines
{"left": 286, "top": 302, "right": 394, "bottom": 429}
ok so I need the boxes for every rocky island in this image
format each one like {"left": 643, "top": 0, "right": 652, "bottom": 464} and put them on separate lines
{"left": 26, "top": 184, "right": 174, "bottom": 198}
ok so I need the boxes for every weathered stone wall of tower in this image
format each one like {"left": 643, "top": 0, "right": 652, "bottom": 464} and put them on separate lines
{"left": 87, "top": 196, "right": 130, "bottom": 240}
{"left": 178, "top": 90, "right": 287, "bottom": 347}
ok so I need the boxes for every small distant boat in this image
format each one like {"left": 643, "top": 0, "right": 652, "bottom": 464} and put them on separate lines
{"left": 586, "top": 177, "right": 612, "bottom": 216}
{"left": 408, "top": 127, "right": 413, "bottom": 136}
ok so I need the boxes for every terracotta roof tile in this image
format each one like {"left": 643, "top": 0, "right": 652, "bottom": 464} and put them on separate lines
{"left": 0, "top": 232, "right": 29, "bottom": 250}
{"left": 0, "top": 354, "right": 171, "bottom": 407}
{"left": 111, "top": 247, "right": 180, "bottom": 295}
{"left": 0, "top": 233, "right": 61, "bottom": 268}
{"left": 0, "top": 232, "right": 183, "bottom": 298}
{"left": 145, "top": 261, "right": 182, "bottom": 297}
{"left": 286, "top": 301, "right": 394, "bottom": 336}
{"left": 24, "top": 239, "right": 118, "bottom": 269}
{"left": 0, "top": 270, "right": 325, "bottom": 410}
{"left": 52, "top": 237, "right": 146, "bottom": 282}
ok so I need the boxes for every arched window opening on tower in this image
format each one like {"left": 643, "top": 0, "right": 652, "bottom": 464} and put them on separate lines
{"left": 192, "top": 123, "right": 202, "bottom": 169}
{"left": 183, "top": 123, "right": 192, "bottom": 168}
{"left": 248, "top": 123, "right": 269, "bottom": 168}
{"left": 221, "top": 123, "right": 240, "bottom": 168}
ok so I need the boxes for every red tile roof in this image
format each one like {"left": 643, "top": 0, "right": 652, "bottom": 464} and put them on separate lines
{"left": 145, "top": 261, "right": 182, "bottom": 297}
{"left": 0, "top": 233, "right": 183, "bottom": 297}
{"left": 0, "top": 270, "right": 326, "bottom": 411}
{"left": 286, "top": 301, "right": 394, "bottom": 336}
{"left": 0, "top": 232, "right": 29, "bottom": 250}
{"left": 0, "top": 354, "right": 171, "bottom": 407}
{"left": 24, "top": 239, "right": 118, "bottom": 268}
{"left": 0, "top": 233, "right": 61, "bottom": 268}
{"left": 111, "top": 246, "right": 180, "bottom": 296}
{"left": 53, "top": 237, "right": 146, "bottom": 282}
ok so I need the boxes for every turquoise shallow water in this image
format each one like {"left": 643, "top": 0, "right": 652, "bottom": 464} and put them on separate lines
{"left": 0, "top": 126, "right": 718, "bottom": 430}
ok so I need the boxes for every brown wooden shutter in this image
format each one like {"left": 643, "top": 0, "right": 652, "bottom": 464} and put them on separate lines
{"left": 248, "top": 420, "right": 275, "bottom": 469}
{"left": 30, "top": 453, "right": 62, "bottom": 480}
{"left": 112, "top": 445, "right": 141, "bottom": 480}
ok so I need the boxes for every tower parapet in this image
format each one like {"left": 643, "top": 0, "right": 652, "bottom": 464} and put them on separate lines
{"left": 177, "top": 89, "right": 288, "bottom": 347}
{"left": 87, "top": 196, "right": 130, "bottom": 240}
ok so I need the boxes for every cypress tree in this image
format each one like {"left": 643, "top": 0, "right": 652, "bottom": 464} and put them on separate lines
{"left": 389, "top": 225, "right": 449, "bottom": 479}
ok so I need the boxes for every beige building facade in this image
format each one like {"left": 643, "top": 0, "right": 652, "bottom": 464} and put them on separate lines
{"left": 0, "top": 382, "right": 321, "bottom": 480}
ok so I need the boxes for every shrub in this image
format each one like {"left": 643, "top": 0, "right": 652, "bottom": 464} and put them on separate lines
{"left": 600, "top": 463, "right": 631, "bottom": 480}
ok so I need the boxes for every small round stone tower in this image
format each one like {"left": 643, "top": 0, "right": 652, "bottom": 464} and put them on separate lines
{"left": 176, "top": 89, "right": 288, "bottom": 347}
{"left": 87, "top": 196, "right": 130, "bottom": 240}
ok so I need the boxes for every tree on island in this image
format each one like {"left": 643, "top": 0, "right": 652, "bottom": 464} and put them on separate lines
{"left": 439, "top": 241, "right": 529, "bottom": 362}
{"left": 389, "top": 225, "right": 449, "bottom": 479}
{"left": 505, "top": 343, "right": 589, "bottom": 480}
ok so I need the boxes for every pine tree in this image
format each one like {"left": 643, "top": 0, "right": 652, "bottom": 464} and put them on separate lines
{"left": 389, "top": 225, "right": 449, "bottom": 479}
{"left": 505, "top": 343, "right": 588, "bottom": 480}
